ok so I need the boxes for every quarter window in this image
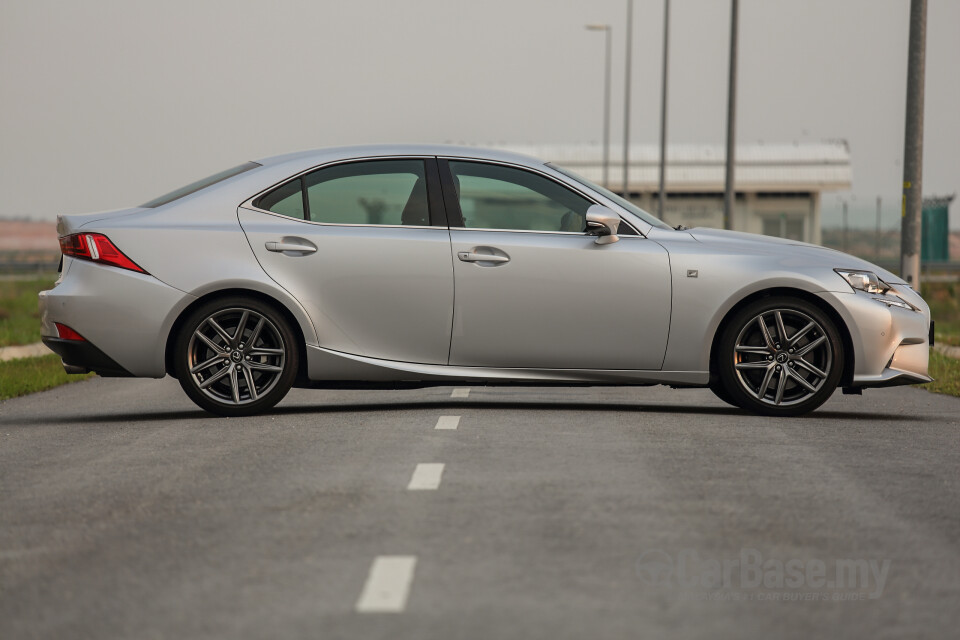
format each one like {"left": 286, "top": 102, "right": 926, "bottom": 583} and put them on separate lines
{"left": 258, "top": 178, "right": 305, "bottom": 219}
{"left": 448, "top": 161, "right": 593, "bottom": 232}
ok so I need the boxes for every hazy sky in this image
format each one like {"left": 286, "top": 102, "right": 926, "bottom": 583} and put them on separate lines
{"left": 1, "top": 0, "right": 958, "bottom": 228}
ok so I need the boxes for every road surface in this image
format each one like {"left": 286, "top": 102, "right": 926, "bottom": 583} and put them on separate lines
{"left": 2, "top": 377, "right": 959, "bottom": 639}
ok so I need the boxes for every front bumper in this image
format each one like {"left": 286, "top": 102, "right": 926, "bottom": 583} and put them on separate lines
{"left": 818, "top": 286, "right": 933, "bottom": 389}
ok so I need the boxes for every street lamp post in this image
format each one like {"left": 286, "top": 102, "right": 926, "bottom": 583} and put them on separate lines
{"left": 723, "top": 0, "right": 739, "bottom": 230}
{"left": 585, "top": 24, "right": 612, "bottom": 189}
{"left": 900, "top": 0, "right": 927, "bottom": 287}
{"left": 657, "top": 0, "right": 670, "bottom": 218}
{"left": 622, "top": 0, "right": 634, "bottom": 198}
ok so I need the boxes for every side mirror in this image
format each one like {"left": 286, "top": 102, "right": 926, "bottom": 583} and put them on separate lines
{"left": 585, "top": 205, "right": 620, "bottom": 245}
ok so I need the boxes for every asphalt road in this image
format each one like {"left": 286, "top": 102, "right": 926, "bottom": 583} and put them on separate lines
{"left": 1, "top": 377, "right": 959, "bottom": 639}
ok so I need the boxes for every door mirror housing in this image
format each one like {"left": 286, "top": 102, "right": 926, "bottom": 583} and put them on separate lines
{"left": 585, "top": 205, "right": 620, "bottom": 244}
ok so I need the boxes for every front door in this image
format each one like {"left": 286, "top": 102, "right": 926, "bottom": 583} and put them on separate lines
{"left": 239, "top": 158, "right": 454, "bottom": 365}
{"left": 443, "top": 160, "right": 672, "bottom": 370}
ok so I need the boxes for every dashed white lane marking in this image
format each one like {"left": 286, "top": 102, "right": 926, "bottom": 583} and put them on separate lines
{"left": 356, "top": 556, "right": 418, "bottom": 613}
{"left": 434, "top": 415, "right": 460, "bottom": 430}
{"left": 407, "top": 463, "right": 445, "bottom": 490}
{"left": 451, "top": 388, "right": 470, "bottom": 398}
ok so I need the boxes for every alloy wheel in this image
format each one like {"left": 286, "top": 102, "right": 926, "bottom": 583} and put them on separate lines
{"left": 732, "top": 308, "right": 833, "bottom": 407}
{"left": 187, "top": 307, "right": 286, "bottom": 406}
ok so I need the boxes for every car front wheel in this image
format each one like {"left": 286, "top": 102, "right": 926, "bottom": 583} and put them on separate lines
{"left": 173, "top": 297, "right": 298, "bottom": 416}
{"left": 718, "top": 297, "right": 844, "bottom": 417}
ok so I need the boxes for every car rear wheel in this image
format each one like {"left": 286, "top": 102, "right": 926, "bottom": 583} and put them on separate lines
{"left": 173, "top": 297, "right": 298, "bottom": 417}
{"left": 718, "top": 297, "right": 844, "bottom": 417}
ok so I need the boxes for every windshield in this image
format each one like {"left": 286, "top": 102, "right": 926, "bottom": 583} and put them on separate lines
{"left": 547, "top": 163, "right": 673, "bottom": 230}
{"left": 140, "top": 162, "right": 261, "bottom": 208}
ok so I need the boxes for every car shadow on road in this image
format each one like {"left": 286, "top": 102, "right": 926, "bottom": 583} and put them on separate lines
{"left": 0, "top": 401, "right": 924, "bottom": 425}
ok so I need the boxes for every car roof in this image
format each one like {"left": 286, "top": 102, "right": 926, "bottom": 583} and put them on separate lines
{"left": 254, "top": 144, "right": 546, "bottom": 170}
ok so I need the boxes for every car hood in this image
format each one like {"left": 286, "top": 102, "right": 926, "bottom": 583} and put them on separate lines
{"left": 685, "top": 227, "right": 907, "bottom": 286}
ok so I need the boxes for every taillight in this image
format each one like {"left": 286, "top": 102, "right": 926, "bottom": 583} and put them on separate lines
{"left": 58, "top": 233, "right": 147, "bottom": 274}
{"left": 55, "top": 323, "right": 86, "bottom": 341}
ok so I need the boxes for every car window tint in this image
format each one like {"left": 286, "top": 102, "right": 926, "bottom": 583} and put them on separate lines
{"left": 448, "top": 161, "right": 593, "bottom": 232}
{"left": 258, "top": 178, "right": 305, "bottom": 219}
{"left": 303, "top": 160, "right": 429, "bottom": 226}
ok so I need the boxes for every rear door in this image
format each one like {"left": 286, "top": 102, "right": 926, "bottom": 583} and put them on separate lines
{"left": 239, "top": 157, "right": 454, "bottom": 365}
{"left": 441, "top": 159, "right": 672, "bottom": 370}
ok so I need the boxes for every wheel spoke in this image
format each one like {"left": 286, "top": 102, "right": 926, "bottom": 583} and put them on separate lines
{"left": 774, "top": 311, "right": 788, "bottom": 346}
{"left": 756, "top": 366, "right": 777, "bottom": 399}
{"left": 190, "top": 354, "right": 223, "bottom": 374}
{"left": 736, "top": 360, "right": 771, "bottom": 370}
{"left": 246, "top": 361, "right": 283, "bottom": 372}
{"left": 229, "top": 366, "right": 240, "bottom": 404}
{"left": 247, "top": 317, "right": 265, "bottom": 349}
{"left": 788, "top": 322, "right": 816, "bottom": 348}
{"left": 234, "top": 310, "right": 250, "bottom": 343}
{"left": 208, "top": 318, "right": 233, "bottom": 346}
{"left": 757, "top": 317, "right": 776, "bottom": 350}
{"left": 249, "top": 347, "right": 284, "bottom": 356}
{"left": 794, "top": 358, "right": 827, "bottom": 379}
{"left": 198, "top": 365, "right": 230, "bottom": 389}
{"left": 796, "top": 335, "right": 826, "bottom": 357}
{"left": 195, "top": 331, "right": 223, "bottom": 353}
{"left": 774, "top": 369, "right": 788, "bottom": 404}
{"left": 241, "top": 365, "right": 258, "bottom": 401}
{"left": 787, "top": 368, "right": 818, "bottom": 393}
{"left": 735, "top": 345, "right": 771, "bottom": 355}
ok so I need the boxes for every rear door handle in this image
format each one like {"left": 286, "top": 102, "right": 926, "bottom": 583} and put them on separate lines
{"left": 458, "top": 251, "right": 510, "bottom": 264}
{"left": 265, "top": 241, "right": 317, "bottom": 254}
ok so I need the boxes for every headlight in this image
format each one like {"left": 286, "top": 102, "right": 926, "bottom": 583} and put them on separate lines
{"left": 835, "top": 269, "right": 886, "bottom": 294}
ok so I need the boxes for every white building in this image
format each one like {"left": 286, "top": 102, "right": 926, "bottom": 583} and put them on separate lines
{"left": 498, "top": 143, "right": 852, "bottom": 246}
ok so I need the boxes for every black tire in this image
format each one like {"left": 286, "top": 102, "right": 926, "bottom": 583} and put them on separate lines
{"left": 708, "top": 376, "right": 742, "bottom": 408}
{"left": 717, "top": 297, "right": 844, "bottom": 417}
{"left": 173, "top": 296, "right": 298, "bottom": 417}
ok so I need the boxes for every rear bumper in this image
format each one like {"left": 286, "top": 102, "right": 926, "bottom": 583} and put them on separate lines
{"left": 42, "top": 336, "right": 132, "bottom": 377}
{"left": 39, "top": 259, "right": 195, "bottom": 377}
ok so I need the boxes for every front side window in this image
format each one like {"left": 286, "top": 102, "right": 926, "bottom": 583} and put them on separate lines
{"left": 548, "top": 163, "right": 673, "bottom": 230}
{"left": 448, "top": 161, "right": 593, "bottom": 232}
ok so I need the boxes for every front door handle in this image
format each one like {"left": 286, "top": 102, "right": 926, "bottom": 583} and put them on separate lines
{"left": 265, "top": 240, "right": 317, "bottom": 254}
{"left": 458, "top": 250, "right": 510, "bottom": 264}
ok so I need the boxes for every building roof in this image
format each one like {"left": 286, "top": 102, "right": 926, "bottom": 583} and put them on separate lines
{"left": 494, "top": 143, "right": 852, "bottom": 193}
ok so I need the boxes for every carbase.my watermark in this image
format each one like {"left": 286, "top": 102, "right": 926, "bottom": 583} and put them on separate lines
{"left": 636, "top": 548, "right": 890, "bottom": 599}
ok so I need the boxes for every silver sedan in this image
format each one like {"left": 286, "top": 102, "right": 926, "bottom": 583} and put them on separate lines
{"left": 39, "top": 145, "right": 932, "bottom": 416}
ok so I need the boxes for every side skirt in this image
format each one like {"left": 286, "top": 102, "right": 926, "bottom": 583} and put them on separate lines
{"left": 303, "top": 345, "right": 709, "bottom": 387}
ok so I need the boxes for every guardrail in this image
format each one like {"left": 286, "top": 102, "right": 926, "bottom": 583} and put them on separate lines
{"left": 0, "top": 261, "right": 60, "bottom": 275}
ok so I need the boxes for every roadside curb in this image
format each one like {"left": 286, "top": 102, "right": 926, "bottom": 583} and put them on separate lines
{"left": 0, "top": 342, "right": 51, "bottom": 362}
{"left": 933, "top": 344, "right": 960, "bottom": 360}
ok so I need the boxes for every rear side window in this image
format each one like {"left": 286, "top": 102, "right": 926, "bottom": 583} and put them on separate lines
{"left": 141, "top": 162, "right": 260, "bottom": 208}
{"left": 255, "top": 160, "right": 431, "bottom": 226}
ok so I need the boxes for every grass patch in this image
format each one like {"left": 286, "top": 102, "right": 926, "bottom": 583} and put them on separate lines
{"left": 921, "top": 281, "right": 960, "bottom": 347}
{"left": 0, "top": 274, "right": 58, "bottom": 347}
{"left": 917, "top": 349, "right": 960, "bottom": 398}
{"left": 0, "top": 354, "right": 94, "bottom": 401}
